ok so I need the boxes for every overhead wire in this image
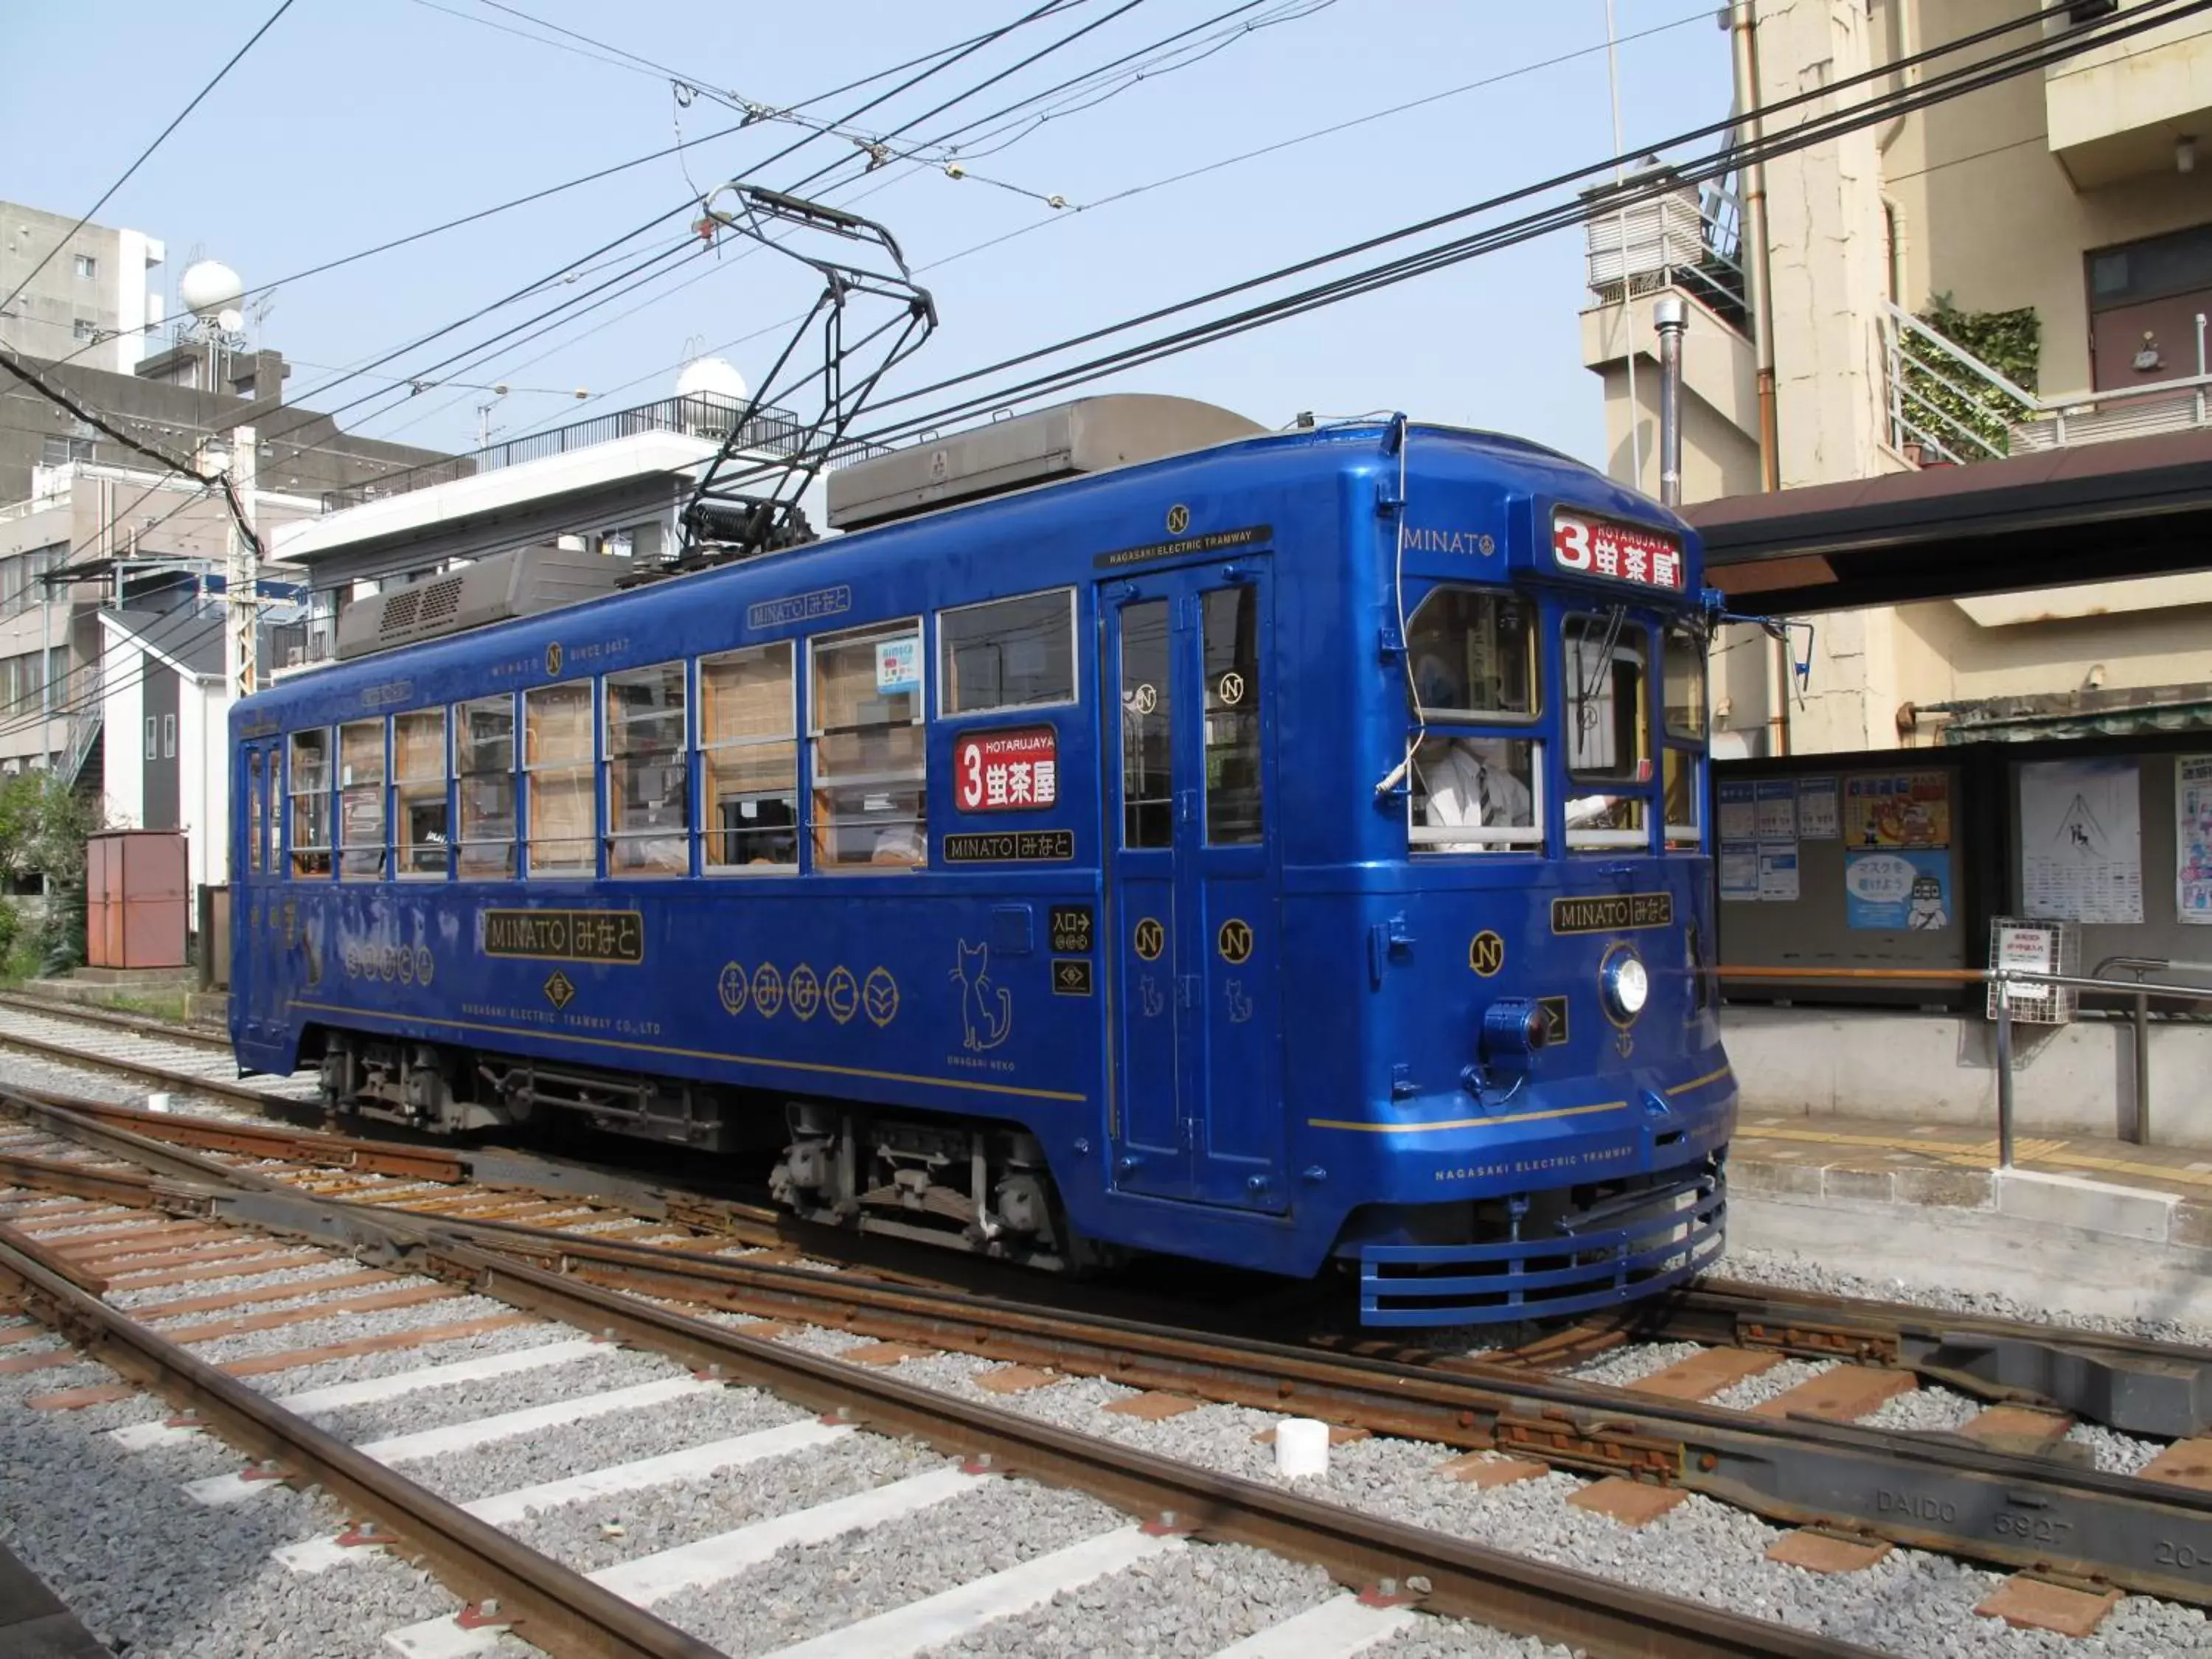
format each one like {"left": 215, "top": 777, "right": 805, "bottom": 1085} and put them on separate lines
{"left": 0, "top": 0, "right": 301, "bottom": 317}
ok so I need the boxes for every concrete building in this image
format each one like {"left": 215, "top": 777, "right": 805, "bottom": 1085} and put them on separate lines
{"left": 1582, "top": 0, "right": 2212, "bottom": 758}
{"left": 0, "top": 202, "right": 167, "bottom": 376}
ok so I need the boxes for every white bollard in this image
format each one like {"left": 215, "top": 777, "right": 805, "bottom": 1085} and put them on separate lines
{"left": 146, "top": 1093, "right": 172, "bottom": 1114}
{"left": 1273, "top": 1417, "right": 1330, "bottom": 1480}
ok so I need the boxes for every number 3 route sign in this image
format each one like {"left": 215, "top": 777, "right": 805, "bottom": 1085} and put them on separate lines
{"left": 955, "top": 727, "right": 1060, "bottom": 813}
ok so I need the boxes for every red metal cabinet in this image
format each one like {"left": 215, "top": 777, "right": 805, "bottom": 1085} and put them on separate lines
{"left": 85, "top": 830, "right": 189, "bottom": 970}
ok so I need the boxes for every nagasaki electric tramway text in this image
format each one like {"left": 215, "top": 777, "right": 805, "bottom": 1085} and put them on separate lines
{"left": 229, "top": 400, "right": 1733, "bottom": 1326}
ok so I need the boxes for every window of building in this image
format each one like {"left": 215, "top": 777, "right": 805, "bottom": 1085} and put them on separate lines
{"left": 455, "top": 695, "right": 516, "bottom": 878}
{"left": 525, "top": 682, "right": 594, "bottom": 876}
{"left": 338, "top": 720, "right": 386, "bottom": 880}
{"left": 1662, "top": 624, "right": 1706, "bottom": 851}
{"left": 161, "top": 713, "right": 175, "bottom": 759}
{"left": 72, "top": 319, "right": 96, "bottom": 343}
{"left": 44, "top": 646, "right": 69, "bottom": 712}
{"left": 938, "top": 589, "right": 1076, "bottom": 714}
{"left": 394, "top": 709, "right": 448, "bottom": 877}
{"left": 37, "top": 437, "right": 92, "bottom": 468}
{"left": 144, "top": 716, "right": 156, "bottom": 760}
{"left": 288, "top": 729, "right": 333, "bottom": 876}
{"left": 246, "top": 752, "right": 265, "bottom": 874}
{"left": 810, "top": 622, "right": 925, "bottom": 869}
{"left": 1405, "top": 586, "right": 1543, "bottom": 854}
{"left": 700, "top": 642, "right": 798, "bottom": 870}
{"left": 1565, "top": 612, "right": 1650, "bottom": 850}
{"left": 74, "top": 254, "right": 97, "bottom": 279}
{"left": 604, "top": 661, "right": 688, "bottom": 877}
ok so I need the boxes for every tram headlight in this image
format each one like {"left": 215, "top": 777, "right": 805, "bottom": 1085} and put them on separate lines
{"left": 1601, "top": 950, "right": 1649, "bottom": 1023}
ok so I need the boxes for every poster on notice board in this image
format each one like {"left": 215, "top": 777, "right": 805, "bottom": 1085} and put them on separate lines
{"left": 1845, "top": 772, "right": 1950, "bottom": 848}
{"left": 1797, "top": 778, "right": 1840, "bottom": 840}
{"left": 2180, "top": 756, "right": 2212, "bottom": 924}
{"left": 2020, "top": 758, "right": 2143, "bottom": 925}
{"left": 1719, "top": 844, "right": 1759, "bottom": 902}
{"left": 1717, "top": 782, "right": 1757, "bottom": 844}
{"left": 1845, "top": 849, "right": 1952, "bottom": 931}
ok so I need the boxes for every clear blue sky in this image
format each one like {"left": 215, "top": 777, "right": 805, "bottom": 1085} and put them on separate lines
{"left": 1, "top": 0, "right": 1731, "bottom": 469}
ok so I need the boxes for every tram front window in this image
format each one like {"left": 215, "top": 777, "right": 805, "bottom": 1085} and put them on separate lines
{"left": 1565, "top": 611, "right": 1650, "bottom": 849}
{"left": 1405, "top": 586, "right": 1542, "bottom": 853}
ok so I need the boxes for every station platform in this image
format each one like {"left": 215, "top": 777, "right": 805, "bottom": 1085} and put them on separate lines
{"left": 1728, "top": 1112, "right": 2212, "bottom": 1324}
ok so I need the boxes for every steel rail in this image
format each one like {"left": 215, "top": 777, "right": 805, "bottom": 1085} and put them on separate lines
{"left": 0, "top": 1119, "right": 1865, "bottom": 1656}
{"left": 0, "top": 1227, "right": 730, "bottom": 1659}
{"left": 0, "top": 991, "right": 232, "bottom": 1049}
{"left": 0, "top": 1020, "right": 296, "bottom": 1113}
{"left": 25, "top": 1127, "right": 2212, "bottom": 1610}
{"left": 15, "top": 1089, "right": 2212, "bottom": 1603}
{"left": 17, "top": 1086, "right": 2212, "bottom": 1436}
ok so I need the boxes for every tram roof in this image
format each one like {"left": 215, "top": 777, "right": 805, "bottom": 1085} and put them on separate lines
{"left": 1688, "top": 428, "right": 2212, "bottom": 614}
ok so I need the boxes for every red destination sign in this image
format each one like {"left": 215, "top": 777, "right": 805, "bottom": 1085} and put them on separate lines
{"left": 1551, "top": 508, "right": 1686, "bottom": 591}
{"left": 955, "top": 727, "right": 1059, "bottom": 813}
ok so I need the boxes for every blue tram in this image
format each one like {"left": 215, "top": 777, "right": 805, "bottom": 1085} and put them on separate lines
{"left": 229, "top": 396, "right": 1732, "bottom": 1325}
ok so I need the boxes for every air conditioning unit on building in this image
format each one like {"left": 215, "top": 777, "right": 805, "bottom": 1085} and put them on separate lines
{"left": 1582, "top": 164, "right": 1704, "bottom": 305}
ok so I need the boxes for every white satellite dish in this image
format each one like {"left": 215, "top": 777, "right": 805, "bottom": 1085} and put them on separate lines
{"left": 217, "top": 307, "right": 244, "bottom": 335}
{"left": 179, "top": 260, "right": 244, "bottom": 321}
{"left": 676, "top": 356, "right": 748, "bottom": 402}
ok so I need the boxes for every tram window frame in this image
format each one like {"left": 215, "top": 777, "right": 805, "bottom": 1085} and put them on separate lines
{"left": 393, "top": 709, "right": 450, "bottom": 879}
{"left": 810, "top": 620, "right": 926, "bottom": 871}
{"left": 937, "top": 588, "right": 1077, "bottom": 716}
{"left": 1661, "top": 623, "right": 1708, "bottom": 852}
{"left": 287, "top": 728, "right": 333, "bottom": 878}
{"left": 1404, "top": 584, "right": 1545, "bottom": 855}
{"left": 338, "top": 720, "right": 389, "bottom": 880}
{"left": 454, "top": 694, "right": 518, "bottom": 880}
{"left": 699, "top": 641, "right": 799, "bottom": 873}
{"left": 1563, "top": 611, "right": 1654, "bottom": 853}
{"left": 1202, "top": 585, "right": 1264, "bottom": 846}
{"left": 246, "top": 751, "right": 265, "bottom": 874}
{"left": 524, "top": 681, "right": 597, "bottom": 878}
{"left": 603, "top": 659, "right": 690, "bottom": 878}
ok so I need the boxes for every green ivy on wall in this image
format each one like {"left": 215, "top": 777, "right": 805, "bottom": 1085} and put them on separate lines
{"left": 1902, "top": 293, "right": 2041, "bottom": 462}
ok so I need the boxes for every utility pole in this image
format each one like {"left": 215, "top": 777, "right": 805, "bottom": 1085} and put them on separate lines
{"left": 226, "top": 424, "right": 258, "bottom": 701}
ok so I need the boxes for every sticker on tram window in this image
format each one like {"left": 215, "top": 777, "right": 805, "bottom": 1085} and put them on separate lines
{"left": 1551, "top": 508, "right": 1685, "bottom": 591}
{"left": 955, "top": 727, "right": 1058, "bottom": 813}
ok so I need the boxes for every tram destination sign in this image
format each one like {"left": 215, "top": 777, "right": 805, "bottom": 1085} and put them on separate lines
{"left": 1551, "top": 508, "right": 1685, "bottom": 591}
{"left": 1550, "top": 893, "right": 1674, "bottom": 934}
{"left": 481, "top": 908, "right": 646, "bottom": 964}
{"left": 941, "top": 829, "right": 1075, "bottom": 864}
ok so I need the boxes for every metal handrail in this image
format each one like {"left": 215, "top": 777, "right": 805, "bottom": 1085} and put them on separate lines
{"left": 1991, "top": 966, "right": 2212, "bottom": 1166}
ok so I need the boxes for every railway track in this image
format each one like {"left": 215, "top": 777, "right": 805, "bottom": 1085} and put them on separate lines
{"left": 0, "top": 998, "right": 313, "bottom": 1117}
{"left": 7, "top": 1092, "right": 2212, "bottom": 1651}
{"left": 8, "top": 1002, "right": 2212, "bottom": 1645}
{"left": 0, "top": 1096, "right": 1866, "bottom": 1659}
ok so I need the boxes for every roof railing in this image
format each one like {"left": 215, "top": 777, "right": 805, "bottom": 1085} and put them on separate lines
{"left": 318, "top": 394, "right": 812, "bottom": 513}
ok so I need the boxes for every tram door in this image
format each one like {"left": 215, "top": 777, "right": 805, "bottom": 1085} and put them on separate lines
{"left": 1102, "top": 564, "right": 1284, "bottom": 1211}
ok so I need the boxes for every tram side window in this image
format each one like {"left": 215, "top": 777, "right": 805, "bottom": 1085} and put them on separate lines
{"left": 1203, "top": 587, "right": 1263, "bottom": 844}
{"left": 456, "top": 695, "right": 517, "bottom": 878}
{"left": 1405, "top": 587, "right": 1543, "bottom": 853}
{"left": 338, "top": 721, "right": 388, "bottom": 880}
{"left": 394, "top": 710, "right": 449, "bottom": 877}
{"left": 1119, "top": 600, "right": 1172, "bottom": 849}
{"left": 1564, "top": 612, "right": 1651, "bottom": 851}
{"left": 810, "top": 623, "right": 925, "bottom": 869}
{"left": 939, "top": 589, "right": 1075, "bottom": 713}
{"left": 246, "top": 751, "right": 265, "bottom": 874}
{"left": 525, "top": 682, "right": 596, "bottom": 877}
{"left": 700, "top": 643, "right": 798, "bottom": 870}
{"left": 605, "top": 661, "right": 689, "bottom": 877}
{"left": 288, "top": 728, "right": 333, "bottom": 877}
{"left": 1662, "top": 624, "right": 1707, "bottom": 852}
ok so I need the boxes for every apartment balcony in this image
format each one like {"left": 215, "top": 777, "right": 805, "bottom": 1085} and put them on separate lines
{"left": 2045, "top": 1, "right": 2212, "bottom": 190}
